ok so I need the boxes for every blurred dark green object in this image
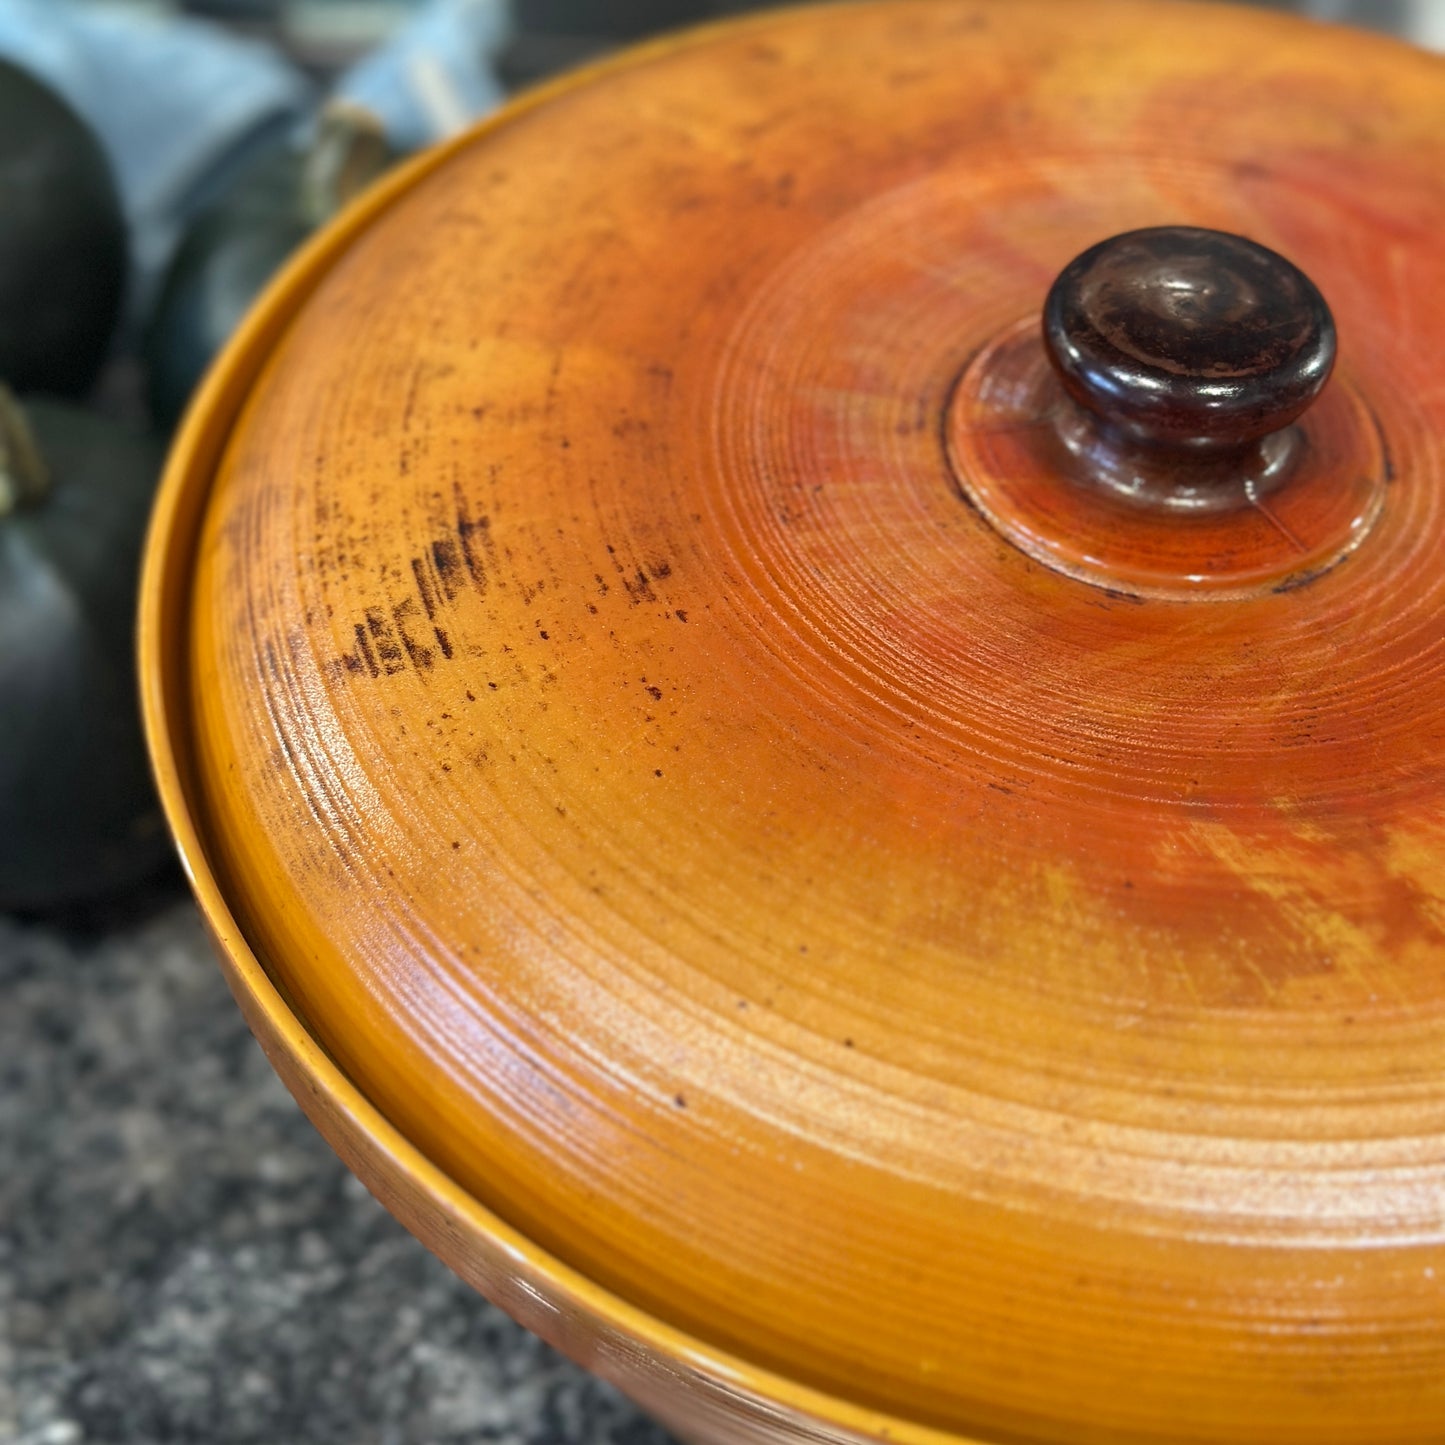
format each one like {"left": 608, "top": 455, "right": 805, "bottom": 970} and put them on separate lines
{"left": 144, "top": 140, "right": 309, "bottom": 431}
{"left": 0, "top": 392, "right": 169, "bottom": 912}
{"left": 146, "top": 103, "right": 391, "bottom": 430}
{"left": 0, "top": 58, "right": 126, "bottom": 398}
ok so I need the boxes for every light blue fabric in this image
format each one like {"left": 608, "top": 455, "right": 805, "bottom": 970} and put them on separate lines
{"left": 334, "top": 0, "right": 510, "bottom": 152}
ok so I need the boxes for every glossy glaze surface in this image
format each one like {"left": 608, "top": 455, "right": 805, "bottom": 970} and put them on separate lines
{"left": 146, "top": 3, "right": 1445, "bottom": 1442}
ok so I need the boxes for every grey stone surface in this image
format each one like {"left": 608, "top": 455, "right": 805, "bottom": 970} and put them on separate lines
{"left": 1, "top": 881, "right": 680, "bottom": 1445}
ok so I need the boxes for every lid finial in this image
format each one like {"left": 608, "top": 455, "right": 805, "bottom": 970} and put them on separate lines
{"left": 1042, "top": 225, "right": 1336, "bottom": 454}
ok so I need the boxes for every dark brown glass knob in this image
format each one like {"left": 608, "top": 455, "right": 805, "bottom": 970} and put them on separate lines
{"left": 1042, "top": 226, "right": 1336, "bottom": 453}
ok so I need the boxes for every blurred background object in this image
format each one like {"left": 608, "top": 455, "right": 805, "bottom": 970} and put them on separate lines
{"left": 143, "top": 100, "right": 394, "bottom": 429}
{"left": 0, "top": 0, "right": 313, "bottom": 336}
{"left": 0, "top": 389, "right": 169, "bottom": 913}
{"left": 0, "top": 56, "right": 125, "bottom": 397}
{"left": 1232, "top": 0, "right": 1445, "bottom": 48}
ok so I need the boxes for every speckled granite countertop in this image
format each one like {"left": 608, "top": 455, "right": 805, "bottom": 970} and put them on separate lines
{"left": 1, "top": 877, "right": 679, "bottom": 1445}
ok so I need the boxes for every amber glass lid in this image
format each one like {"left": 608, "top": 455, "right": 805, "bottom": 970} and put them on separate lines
{"left": 179, "top": 3, "right": 1445, "bottom": 1440}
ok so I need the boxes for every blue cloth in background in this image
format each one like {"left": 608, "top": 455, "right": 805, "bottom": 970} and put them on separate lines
{"left": 336, "top": 0, "right": 510, "bottom": 153}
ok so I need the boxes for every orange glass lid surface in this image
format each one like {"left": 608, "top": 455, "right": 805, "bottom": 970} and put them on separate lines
{"left": 184, "top": 4, "right": 1445, "bottom": 1441}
